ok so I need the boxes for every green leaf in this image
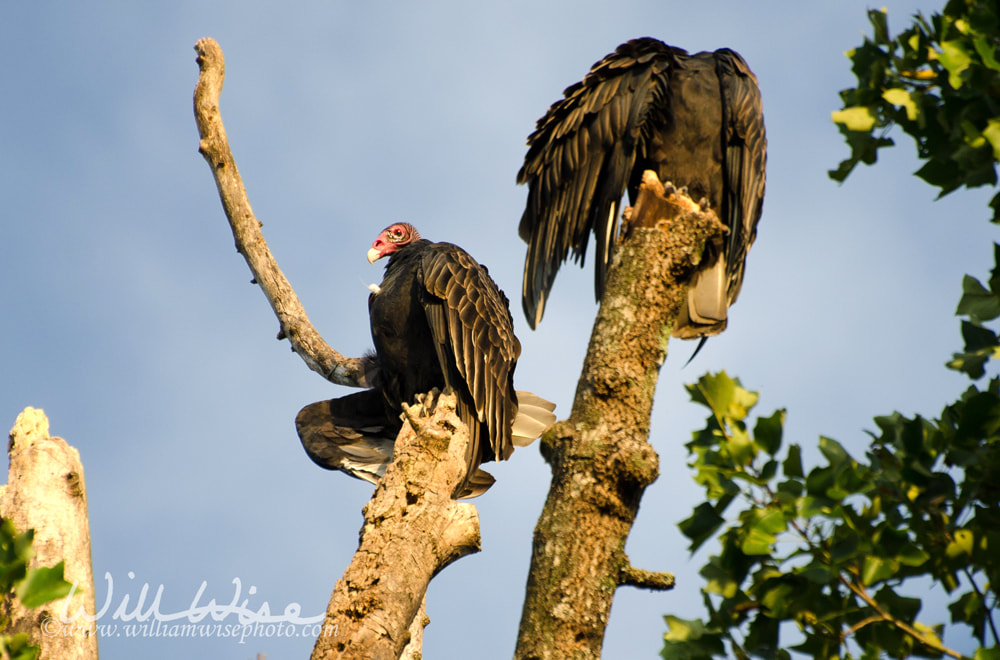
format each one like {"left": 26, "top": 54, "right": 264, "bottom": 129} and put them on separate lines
{"left": 939, "top": 40, "right": 973, "bottom": 88}
{"left": 759, "top": 580, "right": 797, "bottom": 618}
{"left": 663, "top": 615, "right": 710, "bottom": 642}
{"left": 695, "top": 372, "right": 758, "bottom": 421}
{"left": 974, "top": 648, "right": 1000, "bottom": 660}
{"left": 949, "top": 590, "right": 984, "bottom": 630}
{"left": 759, "top": 459, "right": 778, "bottom": 483}
{"left": 0, "top": 633, "right": 40, "bottom": 660}
{"left": 830, "top": 530, "right": 861, "bottom": 562}
{"left": 15, "top": 562, "right": 73, "bottom": 609}
{"left": 948, "top": 321, "right": 1000, "bottom": 378}
{"left": 794, "top": 562, "right": 834, "bottom": 584}
{"left": 818, "top": 436, "right": 850, "bottom": 467}
{"left": 882, "top": 88, "right": 919, "bottom": 121}
{"left": 945, "top": 529, "right": 974, "bottom": 558}
{"left": 728, "top": 427, "right": 755, "bottom": 466}
{"left": 754, "top": 410, "right": 785, "bottom": 456}
{"left": 874, "top": 584, "right": 921, "bottom": 622}
{"left": 956, "top": 274, "right": 1000, "bottom": 321}
{"left": 688, "top": 371, "right": 735, "bottom": 413}
{"left": 915, "top": 158, "right": 961, "bottom": 191}
{"left": 804, "top": 466, "right": 837, "bottom": 499}
{"left": 896, "top": 543, "right": 931, "bottom": 567}
{"left": 782, "top": 444, "right": 803, "bottom": 479}
{"left": 974, "top": 35, "right": 1000, "bottom": 71}
{"left": 861, "top": 555, "right": 899, "bottom": 585}
{"left": 679, "top": 502, "right": 726, "bottom": 553}
{"left": 909, "top": 621, "right": 947, "bottom": 655}
{"left": 699, "top": 556, "right": 740, "bottom": 598}
{"left": 662, "top": 615, "right": 726, "bottom": 660}
{"left": 741, "top": 508, "right": 786, "bottom": 555}
{"left": 832, "top": 106, "right": 877, "bottom": 132}
{"left": 867, "top": 8, "right": 890, "bottom": 45}
{"left": 983, "top": 118, "right": 1000, "bottom": 162}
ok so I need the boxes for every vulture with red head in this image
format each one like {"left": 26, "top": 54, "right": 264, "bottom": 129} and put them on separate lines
{"left": 296, "top": 223, "right": 555, "bottom": 498}
{"left": 518, "top": 37, "right": 767, "bottom": 338}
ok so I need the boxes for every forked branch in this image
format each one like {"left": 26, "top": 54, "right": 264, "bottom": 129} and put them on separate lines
{"left": 192, "top": 38, "right": 484, "bottom": 660}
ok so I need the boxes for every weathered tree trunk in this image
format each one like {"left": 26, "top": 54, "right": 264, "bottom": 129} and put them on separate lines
{"left": 192, "top": 38, "right": 482, "bottom": 660}
{"left": 310, "top": 391, "right": 481, "bottom": 660}
{"left": 1, "top": 407, "right": 99, "bottom": 660}
{"left": 514, "top": 173, "right": 723, "bottom": 659}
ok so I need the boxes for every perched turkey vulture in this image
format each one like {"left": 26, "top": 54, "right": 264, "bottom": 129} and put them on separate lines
{"left": 296, "top": 223, "right": 555, "bottom": 498}
{"left": 518, "top": 37, "right": 766, "bottom": 337}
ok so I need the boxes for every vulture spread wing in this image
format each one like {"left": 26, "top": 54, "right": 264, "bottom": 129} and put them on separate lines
{"left": 517, "top": 37, "right": 766, "bottom": 337}
{"left": 295, "top": 223, "right": 555, "bottom": 499}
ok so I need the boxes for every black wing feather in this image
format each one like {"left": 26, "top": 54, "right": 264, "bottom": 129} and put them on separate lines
{"left": 419, "top": 244, "right": 520, "bottom": 463}
{"left": 715, "top": 48, "right": 767, "bottom": 306}
{"left": 517, "top": 38, "right": 682, "bottom": 328}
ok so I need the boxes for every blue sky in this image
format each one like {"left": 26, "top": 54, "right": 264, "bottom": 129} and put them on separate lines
{"left": 1, "top": 1, "right": 993, "bottom": 658}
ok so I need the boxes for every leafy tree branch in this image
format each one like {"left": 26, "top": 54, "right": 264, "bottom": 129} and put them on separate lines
{"left": 663, "top": 4, "right": 1000, "bottom": 657}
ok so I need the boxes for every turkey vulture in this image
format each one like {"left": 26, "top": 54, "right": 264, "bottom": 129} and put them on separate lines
{"left": 296, "top": 223, "right": 555, "bottom": 498}
{"left": 518, "top": 37, "right": 766, "bottom": 338}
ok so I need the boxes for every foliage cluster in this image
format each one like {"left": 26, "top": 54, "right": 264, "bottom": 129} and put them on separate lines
{"left": 830, "top": 0, "right": 1000, "bottom": 219}
{"left": 0, "top": 519, "right": 73, "bottom": 660}
{"left": 664, "top": 2, "right": 1000, "bottom": 658}
{"left": 664, "top": 368, "right": 998, "bottom": 659}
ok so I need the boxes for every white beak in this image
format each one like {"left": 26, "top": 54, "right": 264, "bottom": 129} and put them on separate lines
{"left": 367, "top": 247, "right": 382, "bottom": 264}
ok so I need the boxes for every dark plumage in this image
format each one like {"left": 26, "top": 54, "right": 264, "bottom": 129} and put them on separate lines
{"left": 296, "top": 223, "right": 555, "bottom": 498}
{"left": 518, "top": 37, "right": 767, "bottom": 337}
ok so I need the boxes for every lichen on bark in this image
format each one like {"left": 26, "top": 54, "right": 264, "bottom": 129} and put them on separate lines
{"left": 515, "top": 174, "right": 723, "bottom": 660}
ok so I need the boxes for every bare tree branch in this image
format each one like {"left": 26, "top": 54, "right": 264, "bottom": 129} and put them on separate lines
{"left": 192, "top": 39, "right": 484, "bottom": 660}
{"left": 310, "top": 391, "right": 481, "bottom": 660}
{"left": 192, "top": 37, "right": 372, "bottom": 388}
{"left": 515, "top": 173, "right": 723, "bottom": 659}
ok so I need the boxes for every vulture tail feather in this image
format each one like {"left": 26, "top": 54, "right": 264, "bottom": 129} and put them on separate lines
{"left": 511, "top": 390, "right": 557, "bottom": 447}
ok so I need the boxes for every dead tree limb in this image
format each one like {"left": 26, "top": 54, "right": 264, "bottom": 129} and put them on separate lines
{"left": 515, "top": 172, "right": 723, "bottom": 659}
{"left": 310, "top": 391, "right": 481, "bottom": 660}
{"left": 193, "top": 37, "right": 372, "bottom": 388}
{"left": 192, "top": 38, "right": 482, "bottom": 660}
{"left": 1, "top": 407, "right": 99, "bottom": 660}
